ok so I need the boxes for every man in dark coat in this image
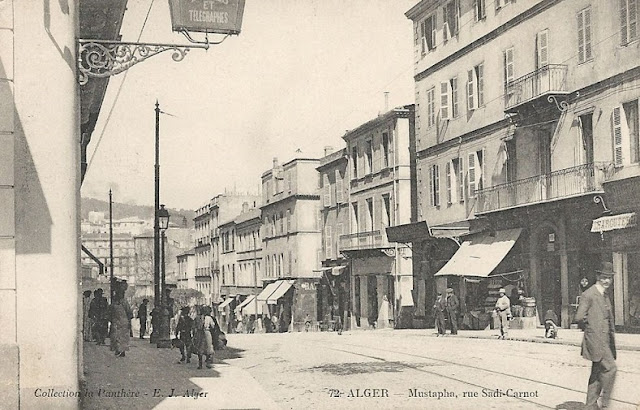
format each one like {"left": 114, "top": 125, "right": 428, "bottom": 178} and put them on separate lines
{"left": 138, "top": 299, "right": 149, "bottom": 339}
{"left": 575, "top": 261, "right": 617, "bottom": 409}
{"left": 445, "top": 288, "right": 460, "bottom": 335}
{"left": 433, "top": 292, "right": 446, "bottom": 336}
{"left": 89, "top": 288, "right": 109, "bottom": 345}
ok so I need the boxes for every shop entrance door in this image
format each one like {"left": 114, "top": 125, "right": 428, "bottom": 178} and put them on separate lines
{"left": 367, "top": 276, "right": 378, "bottom": 327}
{"left": 540, "top": 253, "right": 562, "bottom": 325}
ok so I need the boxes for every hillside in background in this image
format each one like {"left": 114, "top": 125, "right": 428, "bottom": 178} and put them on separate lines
{"left": 81, "top": 197, "right": 195, "bottom": 228}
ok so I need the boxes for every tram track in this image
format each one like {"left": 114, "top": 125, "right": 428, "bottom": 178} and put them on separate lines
{"left": 306, "top": 336, "right": 638, "bottom": 408}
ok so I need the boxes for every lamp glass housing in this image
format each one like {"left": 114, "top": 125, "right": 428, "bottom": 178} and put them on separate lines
{"left": 159, "top": 205, "right": 170, "bottom": 230}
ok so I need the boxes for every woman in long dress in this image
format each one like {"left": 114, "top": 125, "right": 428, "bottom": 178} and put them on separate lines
{"left": 193, "top": 305, "right": 215, "bottom": 369}
{"left": 110, "top": 288, "right": 133, "bottom": 357}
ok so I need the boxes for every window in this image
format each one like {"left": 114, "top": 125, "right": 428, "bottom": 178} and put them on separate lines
{"left": 614, "top": 101, "right": 640, "bottom": 166}
{"left": 467, "top": 149, "right": 485, "bottom": 197}
{"left": 473, "top": 0, "right": 486, "bottom": 21}
{"left": 382, "top": 194, "right": 391, "bottom": 227}
{"left": 453, "top": 157, "right": 464, "bottom": 202}
{"left": 366, "top": 198, "right": 374, "bottom": 231}
{"left": 420, "top": 14, "right": 437, "bottom": 54}
{"left": 504, "top": 47, "right": 515, "bottom": 91}
{"left": 451, "top": 77, "right": 459, "bottom": 118}
{"left": 351, "top": 202, "right": 359, "bottom": 233}
{"left": 382, "top": 132, "right": 390, "bottom": 168}
{"left": 323, "top": 173, "right": 331, "bottom": 207}
{"left": 336, "top": 169, "right": 344, "bottom": 203}
{"left": 577, "top": 7, "right": 593, "bottom": 63}
{"left": 536, "top": 29, "right": 549, "bottom": 69}
{"left": 620, "top": 0, "right": 639, "bottom": 45}
{"left": 351, "top": 146, "right": 358, "bottom": 179}
{"left": 445, "top": 161, "right": 452, "bottom": 204}
{"left": 440, "top": 82, "right": 450, "bottom": 120}
{"left": 429, "top": 164, "right": 440, "bottom": 207}
{"left": 286, "top": 209, "right": 292, "bottom": 232}
{"left": 495, "top": 0, "right": 512, "bottom": 10}
{"left": 288, "top": 251, "right": 292, "bottom": 275}
{"left": 467, "top": 63, "right": 484, "bottom": 111}
{"left": 427, "top": 87, "right": 436, "bottom": 127}
{"left": 440, "top": 77, "right": 459, "bottom": 119}
{"left": 365, "top": 140, "right": 373, "bottom": 175}
{"left": 442, "top": 0, "right": 459, "bottom": 41}
{"left": 325, "top": 225, "right": 333, "bottom": 259}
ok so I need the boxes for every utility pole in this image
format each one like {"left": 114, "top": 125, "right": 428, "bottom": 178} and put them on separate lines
{"left": 109, "top": 189, "right": 114, "bottom": 302}
{"left": 151, "top": 100, "right": 161, "bottom": 344}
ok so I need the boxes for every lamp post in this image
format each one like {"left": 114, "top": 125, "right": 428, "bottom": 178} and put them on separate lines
{"left": 151, "top": 101, "right": 161, "bottom": 343}
{"left": 109, "top": 189, "right": 114, "bottom": 302}
{"left": 157, "top": 204, "right": 171, "bottom": 348}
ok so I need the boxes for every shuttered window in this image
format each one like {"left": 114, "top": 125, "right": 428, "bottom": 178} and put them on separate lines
{"left": 536, "top": 30, "right": 549, "bottom": 69}
{"left": 440, "top": 82, "right": 450, "bottom": 120}
{"left": 577, "top": 7, "right": 593, "bottom": 63}
{"left": 621, "top": 0, "right": 639, "bottom": 45}
{"left": 427, "top": 87, "right": 436, "bottom": 127}
{"left": 613, "top": 106, "right": 625, "bottom": 166}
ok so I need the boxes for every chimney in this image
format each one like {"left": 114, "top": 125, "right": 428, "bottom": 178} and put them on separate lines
{"left": 384, "top": 91, "right": 390, "bottom": 112}
{"left": 272, "top": 157, "right": 278, "bottom": 168}
{"left": 324, "top": 146, "right": 334, "bottom": 156}
{"left": 242, "top": 202, "right": 249, "bottom": 213}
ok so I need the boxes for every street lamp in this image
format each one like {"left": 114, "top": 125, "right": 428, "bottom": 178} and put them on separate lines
{"left": 157, "top": 204, "right": 171, "bottom": 348}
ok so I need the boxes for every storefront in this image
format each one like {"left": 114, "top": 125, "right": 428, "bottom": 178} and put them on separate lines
{"left": 256, "top": 278, "right": 320, "bottom": 332}
{"left": 316, "top": 265, "right": 350, "bottom": 331}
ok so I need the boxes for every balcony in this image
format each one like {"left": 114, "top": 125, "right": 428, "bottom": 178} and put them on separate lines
{"left": 505, "top": 64, "right": 568, "bottom": 113}
{"left": 475, "top": 163, "right": 610, "bottom": 214}
{"left": 339, "top": 230, "right": 388, "bottom": 251}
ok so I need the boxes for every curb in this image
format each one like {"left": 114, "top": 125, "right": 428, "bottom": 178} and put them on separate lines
{"left": 456, "top": 333, "right": 640, "bottom": 352}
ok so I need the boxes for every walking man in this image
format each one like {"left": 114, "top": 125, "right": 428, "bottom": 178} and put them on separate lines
{"left": 89, "top": 288, "right": 109, "bottom": 345}
{"left": 445, "top": 288, "right": 459, "bottom": 335}
{"left": 495, "top": 288, "right": 511, "bottom": 339}
{"left": 575, "top": 261, "right": 617, "bottom": 409}
{"left": 433, "top": 292, "right": 446, "bottom": 336}
{"left": 138, "top": 299, "right": 149, "bottom": 339}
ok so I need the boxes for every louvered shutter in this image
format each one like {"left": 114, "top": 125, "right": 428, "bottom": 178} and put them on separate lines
{"left": 467, "top": 69, "right": 476, "bottom": 111}
{"left": 536, "top": 30, "right": 549, "bottom": 69}
{"left": 458, "top": 157, "right": 465, "bottom": 202}
{"left": 468, "top": 153, "right": 476, "bottom": 197}
{"left": 336, "top": 169, "right": 344, "bottom": 203}
{"left": 612, "top": 106, "right": 626, "bottom": 166}
{"left": 578, "top": 10, "right": 585, "bottom": 63}
{"left": 630, "top": 0, "right": 638, "bottom": 42}
{"left": 434, "top": 164, "right": 441, "bottom": 207}
{"left": 326, "top": 226, "right": 333, "bottom": 259}
{"left": 622, "top": 0, "right": 629, "bottom": 45}
{"left": 429, "top": 166, "right": 435, "bottom": 206}
{"left": 440, "top": 82, "right": 450, "bottom": 120}
{"left": 323, "top": 174, "right": 330, "bottom": 207}
{"left": 477, "top": 64, "right": 484, "bottom": 106}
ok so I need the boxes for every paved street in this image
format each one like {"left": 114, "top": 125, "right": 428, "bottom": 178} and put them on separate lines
{"left": 82, "top": 329, "right": 640, "bottom": 410}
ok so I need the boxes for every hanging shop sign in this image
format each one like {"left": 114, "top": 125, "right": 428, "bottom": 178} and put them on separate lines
{"left": 169, "top": 0, "right": 246, "bottom": 34}
{"left": 591, "top": 212, "right": 637, "bottom": 233}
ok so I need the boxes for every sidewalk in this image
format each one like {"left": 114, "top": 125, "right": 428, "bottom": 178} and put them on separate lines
{"left": 427, "top": 327, "right": 640, "bottom": 351}
{"left": 82, "top": 338, "right": 279, "bottom": 410}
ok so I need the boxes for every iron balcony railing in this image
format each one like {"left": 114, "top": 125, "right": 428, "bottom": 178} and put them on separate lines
{"left": 339, "top": 230, "right": 388, "bottom": 251}
{"left": 505, "top": 64, "right": 568, "bottom": 110}
{"left": 475, "top": 163, "right": 609, "bottom": 214}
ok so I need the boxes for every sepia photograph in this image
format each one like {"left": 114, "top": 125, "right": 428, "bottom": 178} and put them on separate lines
{"left": 2, "top": 0, "right": 640, "bottom": 409}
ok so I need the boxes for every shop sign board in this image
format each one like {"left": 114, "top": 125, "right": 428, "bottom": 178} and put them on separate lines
{"left": 169, "top": 0, "right": 246, "bottom": 35}
{"left": 591, "top": 212, "right": 637, "bottom": 233}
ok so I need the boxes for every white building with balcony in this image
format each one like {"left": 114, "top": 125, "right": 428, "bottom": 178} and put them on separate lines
{"left": 405, "top": 0, "right": 640, "bottom": 330}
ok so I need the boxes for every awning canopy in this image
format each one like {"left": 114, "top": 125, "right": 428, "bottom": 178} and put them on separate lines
{"left": 217, "top": 297, "right": 234, "bottom": 311}
{"left": 331, "top": 266, "right": 347, "bottom": 276}
{"left": 256, "top": 281, "right": 282, "bottom": 302}
{"left": 434, "top": 228, "right": 522, "bottom": 277}
{"left": 242, "top": 297, "right": 263, "bottom": 315}
{"left": 235, "top": 295, "right": 256, "bottom": 311}
{"left": 591, "top": 213, "right": 637, "bottom": 233}
{"left": 267, "top": 280, "right": 294, "bottom": 304}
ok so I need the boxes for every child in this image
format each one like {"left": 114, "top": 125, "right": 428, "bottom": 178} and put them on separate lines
{"left": 175, "top": 306, "right": 193, "bottom": 363}
{"left": 544, "top": 309, "right": 559, "bottom": 339}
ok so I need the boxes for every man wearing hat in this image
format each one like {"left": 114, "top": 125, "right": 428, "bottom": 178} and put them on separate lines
{"left": 445, "top": 288, "right": 460, "bottom": 335}
{"left": 495, "top": 288, "right": 511, "bottom": 339}
{"left": 575, "top": 261, "right": 617, "bottom": 409}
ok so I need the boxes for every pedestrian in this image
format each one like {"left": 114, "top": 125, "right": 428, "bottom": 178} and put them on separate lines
{"left": 194, "top": 305, "right": 215, "bottom": 369}
{"left": 304, "top": 313, "right": 312, "bottom": 332}
{"left": 445, "top": 288, "right": 459, "bottom": 335}
{"left": 176, "top": 306, "right": 194, "bottom": 364}
{"left": 575, "top": 261, "right": 617, "bottom": 410}
{"left": 433, "top": 292, "right": 446, "bottom": 336}
{"left": 543, "top": 309, "right": 559, "bottom": 339}
{"left": 89, "top": 288, "right": 109, "bottom": 345}
{"left": 82, "top": 290, "right": 93, "bottom": 342}
{"left": 109, "top": 287, "right": 133, "bottom": 357}
{"left": 495, "top": 288, "right": 511, "bottom": 339}
{"left": 271, "top": 314, "right": 279, "bottom": 333}
{"left": 138, "top": 299, "right": 149, "bottom": 339}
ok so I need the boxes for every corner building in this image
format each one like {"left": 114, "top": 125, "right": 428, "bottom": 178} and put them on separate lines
{"left": 406, "top": 0, "right": 640, "bottom": 329}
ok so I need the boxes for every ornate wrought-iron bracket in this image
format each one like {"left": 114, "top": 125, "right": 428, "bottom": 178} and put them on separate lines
{"left": 547, "top": 95, "right": 569, "bottom": 112}
{"left": 593, "top": 195, "right": 611, "bottom": 214}
{"left": 77, "top": 39, "right": 209, "bottom": 85}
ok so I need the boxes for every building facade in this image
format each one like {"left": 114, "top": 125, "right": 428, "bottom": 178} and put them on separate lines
{"left": 406, "top": 0, "right": 640, "bottom": 330}
{"left": 194, "top": 203, "right": 212, "bottom": 303}
{"left": 317, "top": 147, "right": 351, "bottom": 330}
{"left": 340, "top": 107, "right": 415, "bottom": 329}
{"left": 259, "top": 157, "right": 322, "bottom": 332}
{"left": 81, "top": 233, "right": 135, "bottom": 281}
{"left": 177, "top": 249, "right": 196, "bottom": 291}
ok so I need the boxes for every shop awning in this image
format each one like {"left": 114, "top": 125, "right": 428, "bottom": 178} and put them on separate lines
{"left": 217, "top": 297, "right": 234, "bottom": 311}
{"left": 266, "top": 280, "right": 295, "bottom": 304}
{"left": 591, "top": 213, "right": 637, "bottom": 233}
{"left": 256, "top": 281, "right": 281, "bottom": 302}
{"left": 399, "top": 276, "right": 414, "bottom": 307}
{"left": 235, "top": 295, "right": 255, "bottom": 311}
{"left": 434, "top": 228, "right": 522, "bottom": 277}
{"left": 242, "top": 297, "right": 263, "bottom": 315}
{"left": 331, "top": 266, "right": 347, "bottom": 276}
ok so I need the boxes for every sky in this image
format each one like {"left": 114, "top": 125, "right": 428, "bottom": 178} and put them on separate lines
{"left": 81, "top": 0, "right": 417, "bottom": 210}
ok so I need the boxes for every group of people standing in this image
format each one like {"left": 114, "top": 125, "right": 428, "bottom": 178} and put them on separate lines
{"left": 433, "top": 288, "right": 460, "bottom": 336}
{"left": 83, "top": 285, "right": 133, "bottom": 357}
{"left": 174, "top": 305, "right": 224, "bottom": 369}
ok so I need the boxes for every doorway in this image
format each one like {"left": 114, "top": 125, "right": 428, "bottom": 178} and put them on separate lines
{"left": 539, "top": 228, "right": 562, "bottom": 324}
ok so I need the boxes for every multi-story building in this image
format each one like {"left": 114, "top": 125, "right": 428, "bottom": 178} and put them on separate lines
{"left": 340, "top": 107, "right": 415, "bottom": 330}
{"left": 193, "top": 203, "right": 212, "bottom": 303}
{"left": 316, "top": 147, "right": 351, "bottom": 330}
{"left": 258, "top": 157, "right": 322, "bottom": 332}
{"left": 177, "top": 248, "right": 196, "bottom": 291}
{"left": 81, "top": 233, "right": 135, "bottom": 282}
{"left": 405, "top": 0, "right": 640, "bottom": 330}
